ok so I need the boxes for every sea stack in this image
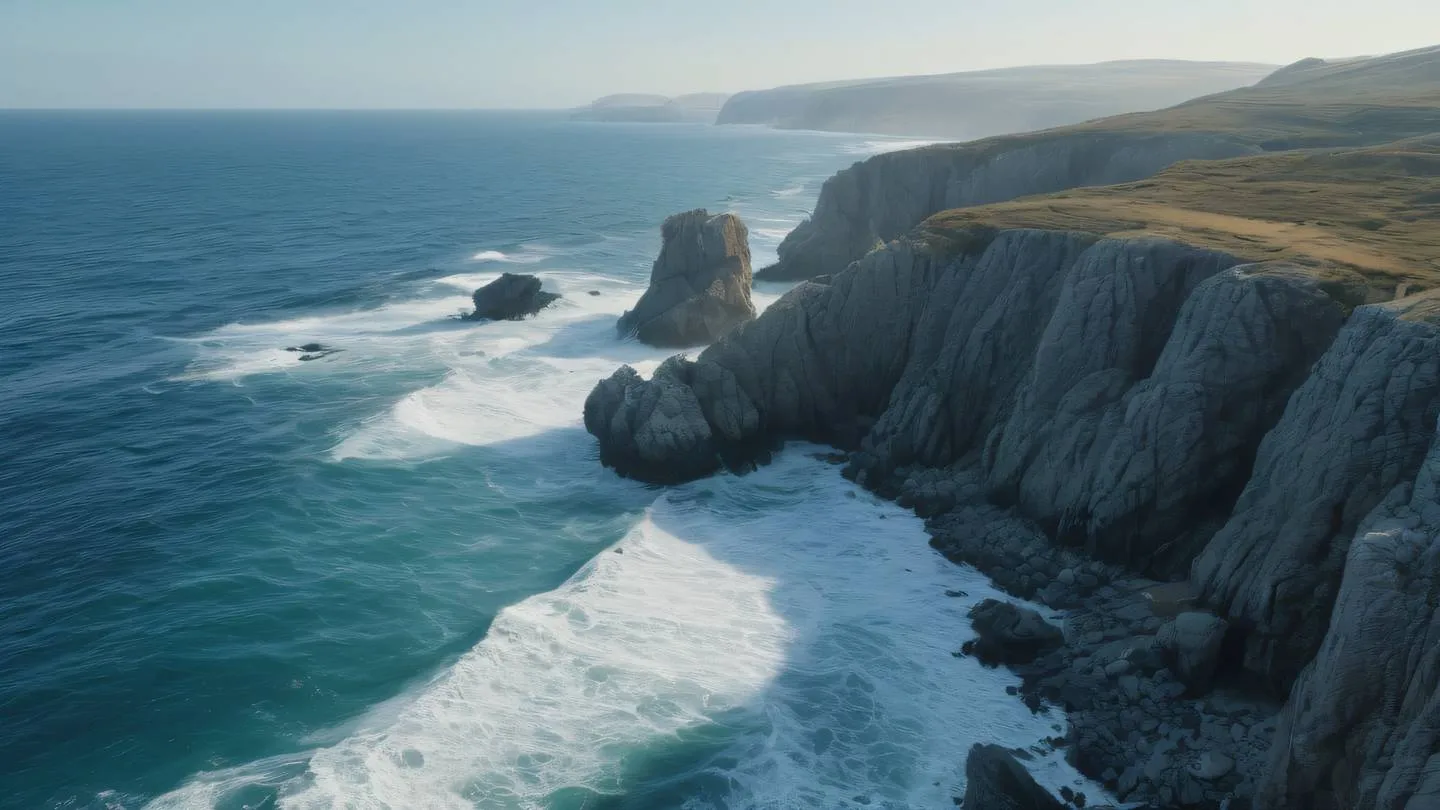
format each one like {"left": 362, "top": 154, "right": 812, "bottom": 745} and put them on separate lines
{"left": 617, "top": 209, "right": 755, "bottom": 347}
{"left": 466, "top": 273, "right": 559, "bottom": 321}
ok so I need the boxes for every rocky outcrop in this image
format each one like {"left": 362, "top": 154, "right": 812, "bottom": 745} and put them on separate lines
{"left": 616, "top": 210, "right": 755, "bottom": 347}
{"left": 1257, "top": 424, "right": 1440, "bottom": 809}
{"left": 466, "top": 273, "right": 559, "bottom": 321}
{"left": 966, "top": 599, "right": 1064, "bottom": 666}
{"left": 962, "top": 744, "right": 1067, "bottom": 810}
{"left": 1192, "top": 295, "right": 1440, "bottom": 693}
{"left": 589, "top": 232, "right": 1348, "bottom": 583}
{"left": 758, "top": 132, "right": 1257, "bottom": 282}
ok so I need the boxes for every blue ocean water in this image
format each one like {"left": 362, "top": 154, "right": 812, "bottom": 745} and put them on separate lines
{"left": 0, "top": 111, "right": 1081, "bottom": 809}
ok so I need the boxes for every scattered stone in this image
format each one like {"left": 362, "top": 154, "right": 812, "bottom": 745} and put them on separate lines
{"left": 1156, "top": 612, "right": 1229, "bottom": 693}
{"left": 1189, "top": 751, "right": 1235, "bottom": 781}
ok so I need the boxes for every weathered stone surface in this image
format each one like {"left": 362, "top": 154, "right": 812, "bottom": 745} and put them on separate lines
{"left": 582, "top": 359, "right": 718, "bottom": 484}
{"left": 760, "top": 132, "right": 1255, "bottom": 282}
{"left": 1156, "top": 612, "right": 1229, "bottom": 694}
{"left": 617, "top": 209, "right": 755, "bottom": 347}
{"left": 1257, "top": 423, "right": 1440, "bottom": 810}
{"left": 466, "top": 272, "right": 559, "bottom": 320}
{"left": 985, "top": 264, "right": 1346, "bottom": 576}
{"left": 962, "top": 744, "right": 1067, "bottom": 810}
{"left": 1194, "top": 293, "right": 1440, "bottom": 692}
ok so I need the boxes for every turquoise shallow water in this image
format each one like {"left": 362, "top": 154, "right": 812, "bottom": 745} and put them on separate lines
{"left": 0, "top": 111, "right": 1081, "bottom": 809}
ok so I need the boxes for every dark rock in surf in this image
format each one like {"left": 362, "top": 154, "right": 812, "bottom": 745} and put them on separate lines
{"left": 962, "top": 744, "right": 1067, "bottom": 810}
{"left": 617, "top": 209, "right": 755, "bottom": 347}
{"left": 466, "top": 273, "right": 559, "bottom": 321}
{"left": 968, "top": 599, "right": 1064, "bottom": 666}
{"left": 285, "top": 342, "right": 341, "bottom": 361}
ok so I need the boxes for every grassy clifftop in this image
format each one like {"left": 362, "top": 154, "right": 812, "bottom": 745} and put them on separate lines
{"left": 919, "top": 137, "right": 1440, "bottom": 300}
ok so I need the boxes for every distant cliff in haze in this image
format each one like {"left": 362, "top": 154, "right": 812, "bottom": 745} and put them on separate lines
{"left": 716, "top": 60, "right": 1277, "bottom": 138}
{"left": 571, "top": 93, "right": 730, "bottom": 124}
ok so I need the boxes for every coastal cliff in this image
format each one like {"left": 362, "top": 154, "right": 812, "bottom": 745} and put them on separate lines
{"left": 586, "top": 223, "right": 1440, "bottom": 807}
{"left": 761, "top": 44, "right": 1440, "bottom": 282}
{"left": 585, "top": 46, "right": 1440, "bottom": 809}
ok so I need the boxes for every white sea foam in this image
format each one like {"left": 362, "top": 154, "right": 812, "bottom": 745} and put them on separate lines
{"left": 149, "top": 450, "right": 1094, "bottom": 810}
{"left": 469, "top": 246, "right": 549, "bottom": 264}
{"left": 771, "top": 185, "right": 806, "bottom": 198}
{"left": 753, "top": 227, "right": 792, "bottom": 241}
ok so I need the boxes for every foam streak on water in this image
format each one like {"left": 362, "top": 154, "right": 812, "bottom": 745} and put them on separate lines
{"left": 153, "top": 451, "right": 1085, "bottom": 810}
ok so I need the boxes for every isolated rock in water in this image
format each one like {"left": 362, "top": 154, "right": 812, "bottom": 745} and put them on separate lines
{"left": 967, "top": 599, "right": 1064, "bottom": 666}
{"left": 467, "top": 273, "right": 559, "bottom": 321}
{"left": 617, "top": 209, "right": 755, "bottom": 347}
{"left": 963, "top": 744, "right": 1067, "bottom": 810}
{"left": 1156, "top": 612, "right": 1228, "bottom": 694}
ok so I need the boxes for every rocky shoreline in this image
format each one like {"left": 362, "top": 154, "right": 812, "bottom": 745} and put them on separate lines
{"left": 916, "top": 466, "right": 1280, "bottom": 807}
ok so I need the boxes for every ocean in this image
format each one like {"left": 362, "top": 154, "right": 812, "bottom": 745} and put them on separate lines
{"left": 0, "top": 111, "right": 1081, "bottom": 809}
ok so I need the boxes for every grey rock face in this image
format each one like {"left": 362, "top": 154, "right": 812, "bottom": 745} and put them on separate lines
{"left": 962, "top": 744, "right": 1067, "bottom": 810}
{"left": 759, "top": 132, "right": 1256, "bottom": 282}
{"left": 590, "top": 235, "right": 1346, "bottom": 587}
{"left": 1257, "top": 422, "right": 1440, "bottom": 810}
{"left": 466, "top": 273, "right": 559, "bottom": 320}
{"left": 617, "top": 210, "right": 755, "bottom": 347}
{"left": 986, "top": 263, "right": 1347, "bottom": 576}
{"left": 1193, "top": 295, "right": 1440, "bottom": 692}
{"left": 582, "top": 359, "right": 718, "bottom": 484}
{"left": 1155, "top": 612, "right": 1229, "bottom": 694}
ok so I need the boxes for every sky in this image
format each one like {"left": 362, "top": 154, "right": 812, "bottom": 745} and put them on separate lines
{"left": 1, "top": 0, "right": 1437, "bottom": 109}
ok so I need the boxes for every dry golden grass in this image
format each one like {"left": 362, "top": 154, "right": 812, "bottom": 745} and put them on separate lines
{"left": 919, "top": 139, "right": 1440, "bottom": 300}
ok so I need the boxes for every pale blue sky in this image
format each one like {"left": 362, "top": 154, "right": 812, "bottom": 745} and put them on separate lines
{"left": 1, "top": 0, "right": 1436, "bottom": 108}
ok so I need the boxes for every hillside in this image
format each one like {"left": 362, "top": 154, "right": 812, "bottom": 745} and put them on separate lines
{"left": 762, "top": 45, "right": 1440, "bottom": 281}
{"left": 920, "top": 137, "right": 1440, "bottom": 300}
{"left": 571, "top": 93, "right": 730, "bottom": 124}
{"left": 716, "top": 60, "right": 1276, "bottom": 138}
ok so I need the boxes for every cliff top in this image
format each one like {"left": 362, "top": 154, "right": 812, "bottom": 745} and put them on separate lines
{"left": 919, "top": 137, "right": 1440, "bottom": 301}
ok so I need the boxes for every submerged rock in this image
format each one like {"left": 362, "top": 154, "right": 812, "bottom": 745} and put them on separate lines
{"left": 962, "top": 744, "right": 1067, "bottom": 810}
{"left": 466, "top": 273, "right": 559, "bottom": 321}
{"left": 284, "top": 343, "right": 341, "bottom": 361}
{"left": 617, "top": 209, "right": 755, "bottom": 347}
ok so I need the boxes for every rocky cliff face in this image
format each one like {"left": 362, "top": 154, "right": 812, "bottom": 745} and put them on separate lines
{"left": 1257, "top": 416, "right": 1440, "bottom": 809}
{"left": 758, "top": 132, "right": 1257, "bottom": 282}
{"left": 616, "top": 210, "right": 755, "bottom": 347}
{"left": 584, "top": 227, "right": 1440, "bottom": 808}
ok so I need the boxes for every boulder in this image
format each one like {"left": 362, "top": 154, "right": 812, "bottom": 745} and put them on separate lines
{"left": 967, "top": 599, "right": 1064, "bottom": 666}
{"left": 617, "top": 209, "right": 755, "bottom": 347}
{"left": 1155, "top": 612, "right": 1228, "bottom": 694}
{"left": 962, "top": 744, "right": 1067, "bottom": 810}
{"left": 466, "top": 273, "right": 559, "bottom": 321}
